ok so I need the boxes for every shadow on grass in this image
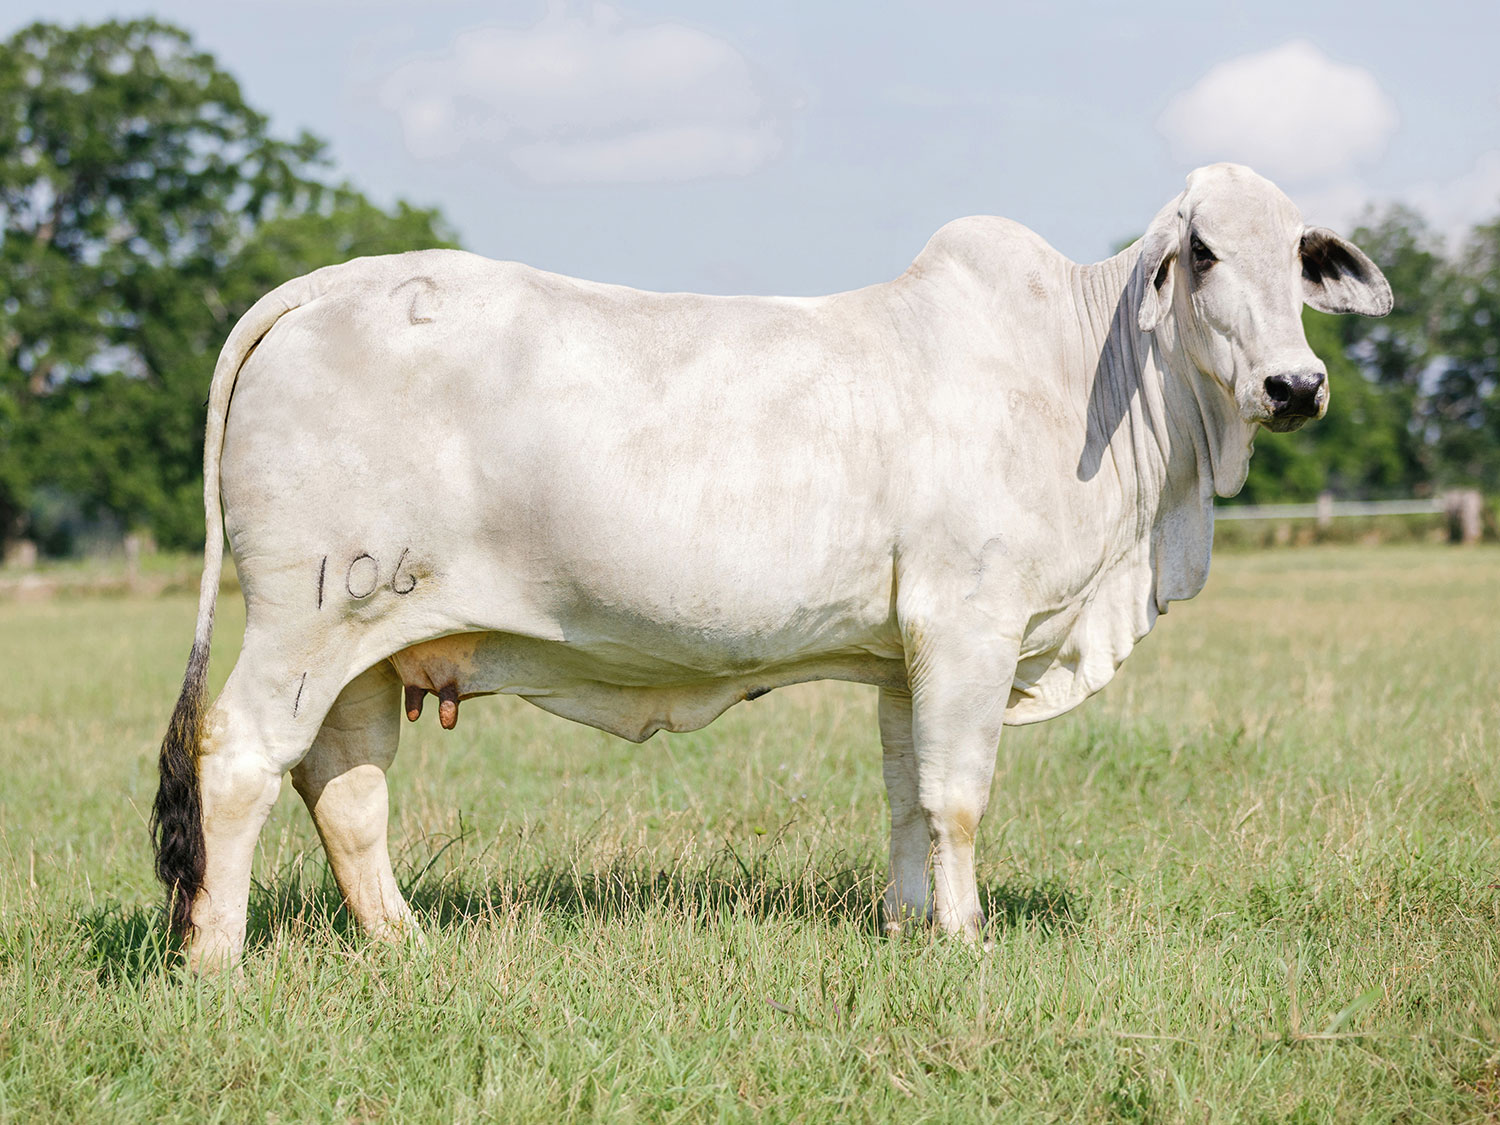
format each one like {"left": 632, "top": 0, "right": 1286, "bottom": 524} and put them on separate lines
{"left": 77, "top": 852, "right": 1086, "bottom": 984}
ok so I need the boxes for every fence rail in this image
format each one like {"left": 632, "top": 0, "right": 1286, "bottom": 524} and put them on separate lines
{"left": 1213, "top": 498, "right": 1444, "bottom": 521}
{"left": 1213, "top": 489, "right": 1484, "bottom": 543}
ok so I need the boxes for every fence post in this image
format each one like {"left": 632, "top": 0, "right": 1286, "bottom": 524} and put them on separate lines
{"left": 1442, "top": 489, "right": 1483, "bottom": 545}
{"left": 2, "top": 539, "right": 37, "bottom": 570}
{"left": 1316, "top": 492, "right": 1334, "bottom": 531}
{"left": 124, "top": 533, "right": 141, "bottom": 591}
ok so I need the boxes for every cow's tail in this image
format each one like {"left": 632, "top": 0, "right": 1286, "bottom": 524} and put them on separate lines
{"left": 152, "top": 272, "right": 326, "bottom": 938}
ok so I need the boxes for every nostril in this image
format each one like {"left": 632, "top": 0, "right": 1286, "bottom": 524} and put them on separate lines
{"left": 1289, "top": 371, "right": 1325, "bottom": 407}
{"left": 1264, "top": 374, "right": 1292, "bottom": 406}
{"left": 1265, "top": 371, "right": 1325, "bottom": 418}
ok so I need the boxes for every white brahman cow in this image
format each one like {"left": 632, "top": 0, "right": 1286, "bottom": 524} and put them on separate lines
{"left": 153, "top": 163, "right": 1391, "bottom": 968}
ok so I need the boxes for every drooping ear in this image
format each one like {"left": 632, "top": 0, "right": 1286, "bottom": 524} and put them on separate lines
{"left": 1301, "top": 227, "right": 1393, "bottom": 317}
{"left": 1137, "top": 206, "right": 1180, "bottom": 332}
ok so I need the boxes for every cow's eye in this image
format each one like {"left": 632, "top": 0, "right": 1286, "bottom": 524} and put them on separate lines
{"left": 1190, "top": 234, "right": 1217, "bottom": 272}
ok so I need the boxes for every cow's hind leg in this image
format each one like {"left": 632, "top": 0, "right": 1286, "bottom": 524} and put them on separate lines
{"left": 187, "top": 637, "right": 369, "bottom": 971}
{"left": 879, "top": 687, "right": 931, "bottom": 933}
{"left": 291, "top": 660, "right": 419, "bottom": 944}
{"left": 188, "top": 658, "right": 312, "bottom": 969}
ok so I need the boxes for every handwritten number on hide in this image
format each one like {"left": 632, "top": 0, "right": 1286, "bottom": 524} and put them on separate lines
{"left": 329, "top": 549, "right": 418, "bottom": 603}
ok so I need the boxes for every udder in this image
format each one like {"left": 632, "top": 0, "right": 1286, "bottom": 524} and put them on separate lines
{"left": 390, "top": 633, "right": 488, "bottom": 730}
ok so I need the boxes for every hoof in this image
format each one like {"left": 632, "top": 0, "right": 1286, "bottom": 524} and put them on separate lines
{"left": 369, "top": 915, "right": 426, "bottom": 948}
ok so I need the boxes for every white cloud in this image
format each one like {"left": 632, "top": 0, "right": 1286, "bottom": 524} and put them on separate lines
{"left": 1285, "top": 153, "right": 1500, "bottom": 247}
{"left": 511, "top": 124, "right": 780, "bottom": 185}
{"left": 379, "top": 2, "right": 787, "bottom": 184}
{"left": 1157, "top": 40, "right": 1398, "bottom": 183}
{"left": 1404, "top": 150, "right": 1500, "bottom": 242}
{"left": 1286, "top": 179, "right": 1374, "bottom": 234}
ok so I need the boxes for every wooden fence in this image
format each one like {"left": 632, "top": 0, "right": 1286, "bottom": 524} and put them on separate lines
{"left": 1214, "top": 489, "right": 1485, "bottom": 543}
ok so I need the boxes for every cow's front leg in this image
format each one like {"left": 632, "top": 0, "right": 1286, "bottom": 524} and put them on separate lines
{"left": 904, "top": 629, "right": 1015, "bottom": 941}
{"left": 878, "top": 687, "right": 930, "bottom": 933}
{"left": 291, "top": 661, "right": 420, "bottom": 945}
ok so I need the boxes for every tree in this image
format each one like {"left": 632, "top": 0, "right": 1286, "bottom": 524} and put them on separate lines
{"left": 1338, "top": 205, "right": 1451, "bottom": 492}
{"left": 0, "top": 19, "right": 455, "bottom": 552}
{"left": 1429, "top": 216, "right": 1500, "bottom": 491}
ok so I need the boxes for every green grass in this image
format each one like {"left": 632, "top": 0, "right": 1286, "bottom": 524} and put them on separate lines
{"left": 2, "top": 544, "right": 1499, "bottom": 1122}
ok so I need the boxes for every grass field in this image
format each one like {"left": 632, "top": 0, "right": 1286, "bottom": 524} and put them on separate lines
{"left": 2, "top": 544, "right": 1499, "bottom": 1122}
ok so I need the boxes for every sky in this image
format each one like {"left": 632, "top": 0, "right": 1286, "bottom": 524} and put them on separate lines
{"left": 2, "top": 0, "right": 1497, "bottom": 295}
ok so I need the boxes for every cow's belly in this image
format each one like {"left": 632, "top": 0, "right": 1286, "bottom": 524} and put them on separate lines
{"left": 390, "top": 630, "right": 906, "bottom": 742}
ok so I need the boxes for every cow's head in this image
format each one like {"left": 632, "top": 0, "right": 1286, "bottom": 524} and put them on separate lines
{"left": 1137, "top": 163, "right": 1391, "bottom": 434}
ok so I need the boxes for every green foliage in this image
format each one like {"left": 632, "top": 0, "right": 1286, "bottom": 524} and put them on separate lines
{"left": 1431, "top": 215, "right": 1500, "bottom": 490}
{"left": 1341, "top": 206, "right": 1448, "bottom": 394}
{"left": 0, "top": 19, "right": 454, "bottom": 551}
{"left": 1335, "top": 207, "right": 1450, "bottom": 492}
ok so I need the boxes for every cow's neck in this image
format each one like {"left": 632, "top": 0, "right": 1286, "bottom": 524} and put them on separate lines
{"left": 1071, "top": 248, "right": 1252, "bottom": 609}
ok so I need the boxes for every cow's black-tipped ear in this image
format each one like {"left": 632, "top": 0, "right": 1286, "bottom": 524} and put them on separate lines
{"left": 1301, "top": 227, "right": 1393, "bottom": 317}
{"left": 1137, "top": 209, "right": 1179, "bottom": 332}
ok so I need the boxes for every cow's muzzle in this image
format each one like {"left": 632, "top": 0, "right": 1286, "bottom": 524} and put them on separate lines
{"left": 1262, "top": 371, "right": 1326, "bottom": 432}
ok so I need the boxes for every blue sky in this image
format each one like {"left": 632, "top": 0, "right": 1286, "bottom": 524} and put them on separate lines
{"left": 3, "top": 0, "right": 1496, "bottom": 294}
